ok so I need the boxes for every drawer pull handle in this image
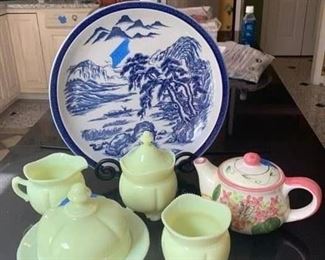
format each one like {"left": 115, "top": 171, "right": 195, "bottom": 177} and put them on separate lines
{"left": 58, "top": 15, "right": 67, "bottom": 24}
{"left": 72, "top": 15, "right": 78, "bottom": 21}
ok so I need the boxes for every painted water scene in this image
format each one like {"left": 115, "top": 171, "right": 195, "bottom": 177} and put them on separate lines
{"left": 63, "top": 14, "right": 215, "bottom": 159}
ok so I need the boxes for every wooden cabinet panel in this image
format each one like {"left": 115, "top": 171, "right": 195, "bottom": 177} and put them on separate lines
{"left": 0, "top": 16, "right": 8, "bottom": 107}
{"left": 0, "top": 15, "right": 19, "bottom": 111}
{"left": 40, "top": 29, "right": 70, "bottom": 80}
{"left": 38, "top": 10, "right": 91, "bottom": 80}
{"left": 7, "top": 14, "right": 47, "bottom": 93}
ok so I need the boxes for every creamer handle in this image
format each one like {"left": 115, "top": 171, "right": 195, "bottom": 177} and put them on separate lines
{"left": 282, "top": 177, "right": 322, "bottom": 223}
{"left": 11, "top": 177, "right": 30, "bottom": 202}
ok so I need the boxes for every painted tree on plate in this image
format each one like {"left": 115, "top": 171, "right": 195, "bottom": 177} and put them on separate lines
{"left": 121, "top": 38, "right": 212, "bottom": 143}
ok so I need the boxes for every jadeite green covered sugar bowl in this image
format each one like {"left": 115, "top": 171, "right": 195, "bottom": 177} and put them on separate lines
{"left": 118, "top": 131, "right": 177, "bottom": 221}
{"left": 37, "top": 183, "right": 131, "bottom": 260}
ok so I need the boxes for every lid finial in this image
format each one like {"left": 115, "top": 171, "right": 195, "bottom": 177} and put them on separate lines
{"left": 65, "top": 183, "right": 96, "bottom": 217}
{"left": 140, "top": 131, "right": 154, "bottom": 145}
{"left": 243, "top": 152, "right": 261, "bottom": 166}
{"left": 67, "top": 183, "right": 91, "bottom": 204}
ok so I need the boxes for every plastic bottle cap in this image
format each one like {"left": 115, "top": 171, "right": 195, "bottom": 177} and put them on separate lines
{"left": 245, "top": 6, "right": 254, "bottom": 14}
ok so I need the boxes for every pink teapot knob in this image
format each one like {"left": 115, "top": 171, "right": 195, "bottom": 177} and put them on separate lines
{"left": 243, "top": 152, "right": 261, "bottom": 166}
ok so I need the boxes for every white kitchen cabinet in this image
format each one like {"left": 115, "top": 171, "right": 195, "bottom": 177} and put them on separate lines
{"left": 0, "top": 15, "right": 19, "bottom": 111}
{"left": 38, "top": 9, "right": 91, "bottom": 80}
{"left": 7, "top": 13, "right": 47, "bottom": 93}
{"left": 40, "top": 29, "right": 70, "bottom": 81}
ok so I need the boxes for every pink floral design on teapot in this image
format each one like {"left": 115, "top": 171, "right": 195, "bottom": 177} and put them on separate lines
{"left": 218, "top": 190, "right": 287, "bottom": 234}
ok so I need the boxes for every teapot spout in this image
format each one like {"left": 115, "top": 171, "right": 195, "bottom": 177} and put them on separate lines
{"left": 193, "top": 157, "right": 220, "bottom": 199}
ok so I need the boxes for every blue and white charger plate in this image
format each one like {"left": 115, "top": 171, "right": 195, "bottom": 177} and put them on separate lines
{"left": 50, "top": 2, "right": 229, "bottom": 167}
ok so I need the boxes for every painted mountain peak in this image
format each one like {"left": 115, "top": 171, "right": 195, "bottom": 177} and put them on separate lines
{"left": 151, "top": 21, "right": 167, "bottom": 28}
{"left": 84, "top": 27, "right": 110, "bottom": 45}
{"left": 126, "top": 19, "right": 151, "bottom": 31}
{"left": 67, "top": 59, "right": 126, "bottom": 85}
{"left": 133, "top": 32, "right": 159, "bottom": 39}
{"left": 126, "top": 19, "right": 168, "bottom": 31}
{"left": 151, "top": 36, "right": 201, "bottom": 68}
{"left": 106, "top": 26, "right": 131, "bottom": 40}
{"left": 84, "top": 16, "right": 168, "bottom": 44}
{"left": 116, "top": 15, "right": 133, "bottom": 25}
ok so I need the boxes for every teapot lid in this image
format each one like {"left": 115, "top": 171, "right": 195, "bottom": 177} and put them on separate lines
{"left": 219, "top": 153, "right": 284, "bottom": 190}
{"left": 120, "top": 131, "right": 175, "bottom": 175}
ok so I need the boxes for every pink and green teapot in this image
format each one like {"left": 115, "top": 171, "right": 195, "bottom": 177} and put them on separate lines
{"left": 193, "top": 152, "right": 322, "bottom": 234}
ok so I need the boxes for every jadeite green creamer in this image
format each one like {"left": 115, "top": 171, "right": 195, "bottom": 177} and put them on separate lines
{"left": 119, "top": 131, "right": 177, "bottom": 221}
{"left": 37, "top": 183, "right": 131, "bottom": 260}
{"left": 161, "top": 194, "right": 232, "bottom": 260}
{"left": 11, "top": 153, "right": 87, "bottom": 214}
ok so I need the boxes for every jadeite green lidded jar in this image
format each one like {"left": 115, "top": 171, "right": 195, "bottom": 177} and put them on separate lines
{"left": 37, "top": 183, "right": 131, "bottom": 260}
{"left": 119, "top": 131, "right": 177, "bottom": 221}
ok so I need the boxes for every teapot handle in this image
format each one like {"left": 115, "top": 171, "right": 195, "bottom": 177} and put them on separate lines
{"left": 283, "top": 177, "right": 322, "bottom": 223}
{"left": 95, "top": 158, "right": 121, "bottom": 181}
{"left": 175, "top": 152, "right": 198, "bottom": 173}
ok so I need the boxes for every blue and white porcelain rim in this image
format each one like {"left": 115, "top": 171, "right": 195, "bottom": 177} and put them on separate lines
{"left": 49, "top": 1, "right": 229, "bottom": 168}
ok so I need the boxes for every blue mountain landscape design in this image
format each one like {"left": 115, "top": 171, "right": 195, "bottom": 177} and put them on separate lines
{"left": 67, "top": 36, "right": 213, "bottom": 157}
{"left": 126, "top": 19, "right": 152, "bottom": 30}
{"left": 84, "top": 26, "right": 110, "bottom": 45}
{"left": 120, "top": 36, "right": 213, "bottom": 144}
{"left": 133, "top": 32, "right": 159, "bottom": 39}
{"left": 65, "top": 60, "right": 130, "bottom": 115}
{"left": 84, "top": 15, "right": 167, "bottom": 44}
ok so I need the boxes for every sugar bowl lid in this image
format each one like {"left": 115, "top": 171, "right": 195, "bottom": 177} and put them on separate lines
{"left": 120, "top": 131, "right": 175, "bottom": 175}
{"left": 37, "top": 183, "right": 131, "bottom": 260}
{"left": 219, "top": 152, "right": 285, "bottom": 190}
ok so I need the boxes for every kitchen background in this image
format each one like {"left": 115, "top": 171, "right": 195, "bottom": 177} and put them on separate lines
{"left": 0, "top": 0, "right": 324, "bottom": 161}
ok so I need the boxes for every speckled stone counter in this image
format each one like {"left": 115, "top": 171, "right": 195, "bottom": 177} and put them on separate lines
{"left": 272, "top": 57, "right": 325, "bottom": 147}
{"left": 0, "top": 0, "right": 98, "bottom": 10}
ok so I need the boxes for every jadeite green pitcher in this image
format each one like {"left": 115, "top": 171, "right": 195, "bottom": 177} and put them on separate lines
{"left": 11, "top": 153, "right": 88, "bottom": 214}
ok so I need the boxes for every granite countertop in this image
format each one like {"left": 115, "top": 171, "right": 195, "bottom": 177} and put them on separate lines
{"left": 0, "top": 0, "right": 98, "bottom": 9}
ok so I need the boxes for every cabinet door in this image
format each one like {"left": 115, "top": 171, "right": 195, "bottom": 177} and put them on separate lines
{"left": 41, "top": 30, "right": 70, "bottom": 80}
{"left": 0, "top": 16, "right": 8, "bottom": 108}
{"left": 0, "top": 15, "right": 19, "bottom": 110}
{"left": 7, "top": 14, "right": 47, "bottom": 93}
